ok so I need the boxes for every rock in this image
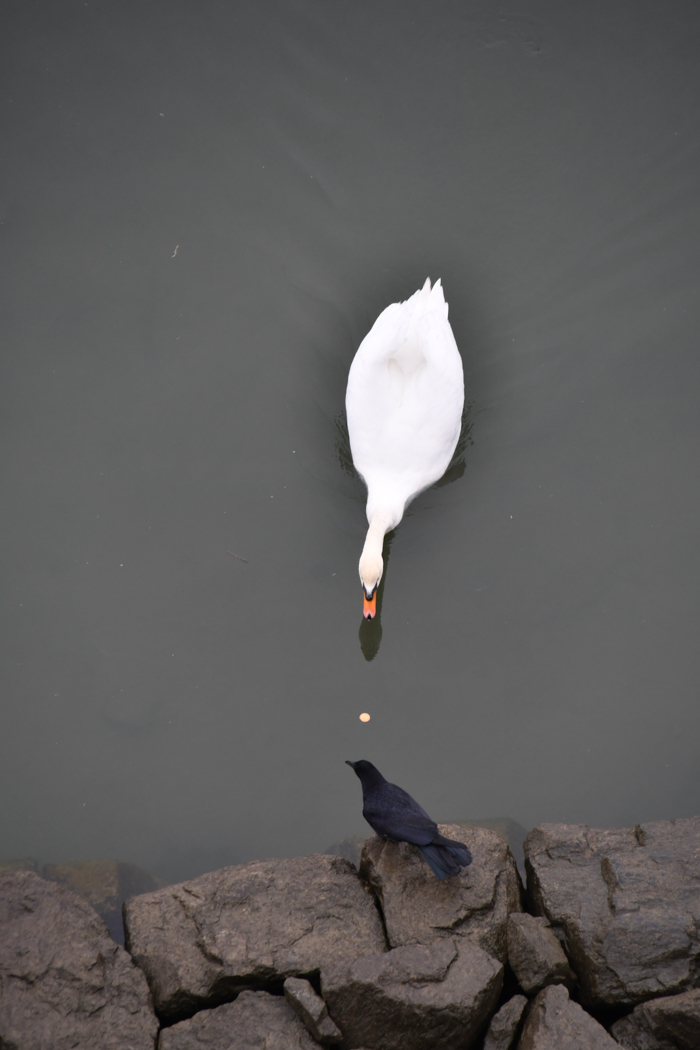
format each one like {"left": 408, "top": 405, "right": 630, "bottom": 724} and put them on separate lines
{"left": 611, "top": 988, "right": 700, "bottom": 1050}
{"left": 284, "top": 977, "right": 342, "bottom": 1043}
{"left": 322, "top": 937, "right": 503, "bottom": 1050}
{"left": 0, "top": 870, "right": 158, "bottom": 1050}
{"left": 43, "top": 858, "right": 166, "bottom": 944}
{"left": 517, "top": 983, "right": 618, "bottom": 1049}
{"left": 325, "top": 819, "right": 527, "bottom": 878}
{"left": 158, "top": 990, "right": 321, "bottom": 1049}
{"left": 359, "top": 824, "right": 521, "bottom": 962}
{"left": 524, "top": 818, "right": 700, "bottom": 1008}
{"left": 0, "top": 857, "right": 39, "bottom": 874}
{"left": 482, "top": 994, "right": 528, "bottom": 1050}
{"left": 123, "top": 853, "right": 386, "bottom": 1021}
{"left": 507, "top": 913, "right": 576, "bottom": 993}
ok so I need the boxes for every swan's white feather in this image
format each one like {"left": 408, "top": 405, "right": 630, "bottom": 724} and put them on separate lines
{"left": 346, "top": 278, "right": 464, "bottom": 532}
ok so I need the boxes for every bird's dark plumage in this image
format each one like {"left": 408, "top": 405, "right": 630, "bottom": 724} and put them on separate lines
{"left": 346, "top": 760, "right": 472, "bottom": 880}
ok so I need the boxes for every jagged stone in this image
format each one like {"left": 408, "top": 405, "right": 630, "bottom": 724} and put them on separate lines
{"left": 611, "top": 987, "right": 700, "bottom": 1050}
{"left": 158, "top": 990, "right": 321, "bottom": 1049}
{"left": 322, "top": 937, "right": 502, "bottom": 1050}
{"left": 507, "top": 913, "right": 576, "bottom": 993}
{"left": 124, "top": 853, "right": 385, "bottom": 1021}
{"left": 325, "top": 818, "right": 527, "bottom": 878}
{"left": 482, "top": 994, "right": 528, "bottom": 1050}
{"left": 284, "top": 977, "right": 342, "bottom": 1044}
{"left": 524, "top": 818, "right": 700, "bottom": 1008}
{"left": 0, "top": 870, "right": 157, "bottom": 1050}
{"left": 517, "top": 983, "right": 618, "bottom": 1049}
{"left": 359, "top": 824, "right": 521, "bottom": 962}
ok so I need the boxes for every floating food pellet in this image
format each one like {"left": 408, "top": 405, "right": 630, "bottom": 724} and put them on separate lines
{"left": 359, "top": 712, "right": 370, "bottom": 722}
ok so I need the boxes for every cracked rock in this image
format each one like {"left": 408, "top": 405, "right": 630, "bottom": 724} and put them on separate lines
{"left": 482, "top": 994, "right": 528, "bottom": 1050}
{"left": 524, "top": 817, "right": 700, "bottom": 1008}
{"left": 611, "top": 987, "right": 700, "bottom": 1050}
{"left": 507, "top": 913, "right": 576, "bottom": 993}
{"left": 123, "top": 853, "right": 385, "bottom": 1021}
{"left": 322, "top": 937, "right": 502, "bottom": 1050}
{"left": 284, "top": 977, "right": 342, "bottom": 1043}
{"left": 359, "top": 824, "right": 521, "bottom": 963}
{"left": 0, "top": 870, "right": 158, "bottom": 1050}
{"left": 158, "top": 989, "right": 322, "bottom": 1049}
{"left": 517, "top": 983, "right": 618, "bottom": 1049}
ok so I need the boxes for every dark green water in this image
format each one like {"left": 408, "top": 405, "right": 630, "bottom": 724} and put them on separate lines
{"left": 2, "top": 0, "right": 699, "bottom": 883}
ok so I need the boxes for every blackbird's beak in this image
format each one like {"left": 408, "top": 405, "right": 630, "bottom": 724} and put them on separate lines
{"left": 345, "top": 760, "right": 356, "bottom": 769}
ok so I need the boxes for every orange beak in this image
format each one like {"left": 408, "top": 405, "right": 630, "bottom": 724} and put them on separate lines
{"left": 363, "top": 592, "right": 377, "bottom": 619}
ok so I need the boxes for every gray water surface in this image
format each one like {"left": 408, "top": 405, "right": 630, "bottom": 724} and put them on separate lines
{"left": 2, "top": 0, "right": 699, "bottom": 883}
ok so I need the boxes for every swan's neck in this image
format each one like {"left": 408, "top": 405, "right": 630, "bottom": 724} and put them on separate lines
{"left": 362, "top": 516, "right": 388, "bottom": 560}
{"left": 358, "top": 511, "right": 393, "bottom": 594}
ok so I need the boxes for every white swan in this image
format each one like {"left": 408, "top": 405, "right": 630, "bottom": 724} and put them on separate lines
{"left": 346, "top": 278, "right": 464, "bottom": 618}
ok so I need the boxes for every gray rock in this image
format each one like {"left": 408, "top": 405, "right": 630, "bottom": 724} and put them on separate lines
{"left": 325, "top": 818, "right": 528, "bottom": 879}
{"left": 0, "top": 870, "right": 158, "bottom": 1050}
{"left": 284, "top": 977, "right": 342, "bottom": 1044}
{"left": 43, "top": 858, "right": 166, "bottom": 944}
{"left": 507, "top": 913, "right": 576, "bottom": 994}
{"left": 359, "top": 824, "right": 521, "bottom": 963}
{"left": 611, "top": 988, "right": 700, "bottom": 1050}
{"left": 483, "top": 994, "right": 528, "bottom": 1050}
{"left": 158, "top": 990, "right": 321, "bottom": 1049}
{"left": 524, "top": 818, "right": 700, "bottom": 1008}
{"left": 124, "top": 853, "right": 386, "bottom": 1021}
{"left": 322, "top": 937, "right": 503, "bottom": 1050}
{"left": 517, "top": 983, "right": 618, "bottom": 1049}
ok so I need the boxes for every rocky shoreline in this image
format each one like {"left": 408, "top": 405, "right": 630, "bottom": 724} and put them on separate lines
{"left": 1, "top": 816, "right": 699, "bottom": 1049}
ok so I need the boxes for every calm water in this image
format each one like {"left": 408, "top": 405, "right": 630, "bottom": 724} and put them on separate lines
{"left": 2, "top": 0, "right": 699, "bottom": 884}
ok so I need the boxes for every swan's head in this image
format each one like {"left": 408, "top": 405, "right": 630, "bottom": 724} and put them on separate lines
{"left": 359, "top": 551, "right": 383, "bottom": 619}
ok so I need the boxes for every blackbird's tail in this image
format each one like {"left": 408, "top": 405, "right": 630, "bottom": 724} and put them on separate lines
{"left": 418, "top": 838, "right": 472, "bottom": 880}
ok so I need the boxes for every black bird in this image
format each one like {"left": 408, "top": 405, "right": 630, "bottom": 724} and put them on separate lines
{"left": 346, "top": 760, "right": 472, "bottom": 880}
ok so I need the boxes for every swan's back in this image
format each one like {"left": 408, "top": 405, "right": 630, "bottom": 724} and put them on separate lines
{"left": 346, "top": 279, "right": 464, "bottom": 525}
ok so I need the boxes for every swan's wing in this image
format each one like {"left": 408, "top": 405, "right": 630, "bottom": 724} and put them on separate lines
{"left": 351, "top": 278, "right": 447, "bottom": 367}
{"left": 413, "top": 309, "right": 461, "bottom": 377}
{"left": 349, "top": 303, "right": 409, "bottom": 367}
{"left": 345, "top": 280, "right": 464, "bottom": 515}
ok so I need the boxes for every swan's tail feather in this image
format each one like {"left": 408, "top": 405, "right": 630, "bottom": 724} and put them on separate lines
{"left": 403, "top": 278, "right": 448, "bottom": 319}
{"left": 429, "top": 277, "right": 448, "bottom": 318}
{"left": 404, "top": 278, "right": 448, "bottom": 319}
{"left": 356, "top": 279, "right": 451, "bottom": 364}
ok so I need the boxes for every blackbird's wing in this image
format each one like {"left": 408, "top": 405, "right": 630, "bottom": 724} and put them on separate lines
{"left": 364, "top": 808, "right": 439, "bottom": 845}
{"left": 363, "top": 782, "right": 439, "bottom": 845}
